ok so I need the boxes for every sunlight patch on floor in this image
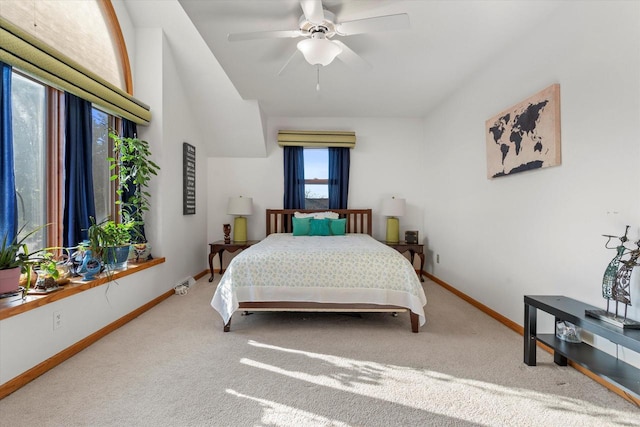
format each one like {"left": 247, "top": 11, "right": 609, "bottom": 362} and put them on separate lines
{"left": 226, "top": 388, "right": 350, "bottom": 427}
{"left": 242, "top": 340, "right": 638, "bottom": 425}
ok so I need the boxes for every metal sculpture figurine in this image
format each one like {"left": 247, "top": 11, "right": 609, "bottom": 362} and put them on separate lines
{"left": 601, "top": 226, "right": 630, "bottom": 312}
{"left": 612, "top": 242, "right": 640, "bottom": 319}
{"left": 587, "top": 225, "right": 640, "bottom": 328}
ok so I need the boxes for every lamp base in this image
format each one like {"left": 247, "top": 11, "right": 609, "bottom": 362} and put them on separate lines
{"left": 386, "top": 217, "right": 399, "bottom": 243}
{"left": 233, "top": 216, "right": 247, "bottom": 242}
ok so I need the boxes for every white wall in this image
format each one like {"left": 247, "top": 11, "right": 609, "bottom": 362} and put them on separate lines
{"left": 423, "top": 1, "right": 640, "bottom": 362}
{"left": 142, "top": 29, "right": 208, "bottom": 275}
{"left": 0, "top": 10, "right": 208, "bottom": 386}
{"left": 207, "top": 117, "right": 426, "bottom": 268}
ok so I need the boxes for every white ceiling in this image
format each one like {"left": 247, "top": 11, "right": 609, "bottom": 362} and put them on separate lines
{"left": 177, "top": 0, "right": 560, "bottom": 118}
{"left": 122, "top": 0, "right": 561, "bottom": 156}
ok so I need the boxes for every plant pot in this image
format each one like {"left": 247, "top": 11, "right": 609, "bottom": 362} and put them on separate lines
{"left": 130, "top": 243, "right": 151, "bottom": 262}
{"left": 104, "top": 245, "right": 131, "bottom": 270}
{"left": 0, "top": 267, "right": 21, "bottom": 294}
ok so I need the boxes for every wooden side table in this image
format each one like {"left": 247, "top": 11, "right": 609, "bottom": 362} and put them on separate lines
{"left": 208, "top": 240, "right": 260, "bottom": 282}
{"left": 383, "top": 241, "right": 425, "bottom": 282}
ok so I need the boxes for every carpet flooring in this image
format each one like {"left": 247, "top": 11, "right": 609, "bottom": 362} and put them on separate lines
{"left": 0, "top": 277, "right": 638, "bottom": 426}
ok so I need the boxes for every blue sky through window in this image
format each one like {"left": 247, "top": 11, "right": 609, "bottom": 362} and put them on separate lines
{"left": 304, "top": 148, "right": 328, "bottom": 198}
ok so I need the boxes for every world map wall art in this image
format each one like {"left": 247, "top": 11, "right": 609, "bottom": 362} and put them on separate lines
{"left": 485, "top": 84, "right": 561, "bottom": 179}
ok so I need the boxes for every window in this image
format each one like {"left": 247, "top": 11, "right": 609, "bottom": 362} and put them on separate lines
{"left": 2, "top": 0, "right": 134, "bottom": 249}
{"left": 303, "top": 148, "right": 329, "bottom": 209}
{"left": 12, "top": 72, "right": 47, "bottom": 250}
{"left": 2, "top": 0, "right": 128, "bottom": 91}
{"left": 10, "top": 70, "right": 121, "bottom": 250}
{"left": 91, "top": 108, "right": 115, "bottom": 224}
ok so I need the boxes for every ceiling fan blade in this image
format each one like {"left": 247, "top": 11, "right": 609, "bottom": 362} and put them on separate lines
{"left": 332, "top": 40, "right": 371, "bottom": 72}
{"left": 228, "top": 29, "right": 302, "bottom": 42}
{"left": 278, "top": 50, "right": 303, "bottom": 76}
{"left": 336, "top": 13, "right": 410, "bottom": 36}
{"left": 300, "top": 0, "right": 325, "bottom": 25}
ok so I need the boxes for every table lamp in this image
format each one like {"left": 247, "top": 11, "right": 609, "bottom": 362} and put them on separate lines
{"left": 227, "top": 196, "right": 253, "bottom": 242}
{"left": 381, "top": 197, "right": 406, "bottom": 243}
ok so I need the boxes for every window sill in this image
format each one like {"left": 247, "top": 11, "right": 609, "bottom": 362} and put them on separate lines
{"left": 0, "top": 257, "right": 166, "bottom": 321}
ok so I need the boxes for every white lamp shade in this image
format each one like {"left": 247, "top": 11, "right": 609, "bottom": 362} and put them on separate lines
{"left": 381, "top": 197, "right": 406, "bottom": 217}
{"left": 297, "top": 37, "right": 342, "bottom": 66}
{"left": 227, "top": 197, "right": 253, "bottom": 216}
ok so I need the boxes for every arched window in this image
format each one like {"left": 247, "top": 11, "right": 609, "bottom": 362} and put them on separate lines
{"left": 1, "top": 1, "right": 144, "bottom": 248}
{"left": 0, "top": 0, "right": 148, "bottom": 124}
{"left": 0, "top": 0, "right": 130, "bottom": 93}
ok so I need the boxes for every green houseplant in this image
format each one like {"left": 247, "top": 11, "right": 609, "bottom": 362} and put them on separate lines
{"left": 0, "top": 225, "right": 52, "bottom": 295}
{"left": 86, "top": 218, "right": 135, "bottom": 270}
{"left": 107, "top": 131, "right": 160, "bottom": 244}
{"left": 32, "top": 251, "right": 61, "bottom": 292}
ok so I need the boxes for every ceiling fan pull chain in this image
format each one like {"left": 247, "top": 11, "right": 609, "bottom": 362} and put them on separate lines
{"left": 316, "top": 65, "right": 320, "bottom": 91}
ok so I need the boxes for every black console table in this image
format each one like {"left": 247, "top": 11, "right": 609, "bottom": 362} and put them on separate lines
{"left": 524, "top": 295, "right": 640, "bottom": 400}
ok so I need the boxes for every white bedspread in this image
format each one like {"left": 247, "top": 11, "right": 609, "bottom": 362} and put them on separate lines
{"left": 211, "top": 234, "right": 427, "bottom": 326}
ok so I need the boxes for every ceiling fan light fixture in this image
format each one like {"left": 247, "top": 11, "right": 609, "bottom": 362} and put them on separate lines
{"left": 297, "top": 35, "right": 342, "bottom": 66}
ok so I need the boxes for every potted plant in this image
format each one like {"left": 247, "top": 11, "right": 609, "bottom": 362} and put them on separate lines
{"left": 32, "top": 251, "right": 61, "bottom": 292}
{"left": 0, "top": 225, "right": 52, "bottom": 296}
{"left": 108, "top": 131, "right": 160, "bottom": 245}
{"left": 86, "top": 218, "right": 135, "bottom": 271}
{"left": 100, "top": 220, "right": 134, "bottom": 270}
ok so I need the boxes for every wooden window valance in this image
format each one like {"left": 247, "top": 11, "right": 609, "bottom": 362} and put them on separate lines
{"left": 277, "top": 130, "right": 356, "bottom": 148}
{"left": 0, "top": 17, "right": 151, "bottom": 125}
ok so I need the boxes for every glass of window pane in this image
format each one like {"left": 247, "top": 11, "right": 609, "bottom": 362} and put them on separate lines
{"left": 92, "top": 108, "right": 112, "bottom": 223}
{"left": 12, "top": 73, "right": 46, "bottom": 250}
{"left": 304, "top": 148, "right": 329, "bottom": 209}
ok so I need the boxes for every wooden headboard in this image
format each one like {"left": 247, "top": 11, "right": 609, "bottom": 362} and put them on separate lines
{"left": 266, "top": 209, "right": 372, "bottom": 236}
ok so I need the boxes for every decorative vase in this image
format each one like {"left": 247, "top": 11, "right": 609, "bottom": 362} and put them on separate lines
{"left": 0, "top": 267, "right": 21, "bottom": 294}
{"left": 78, "top": 250, "right": 101, "bottom": 281}
{"left": 132, "top": 243, "right": 151, "bottom": 262}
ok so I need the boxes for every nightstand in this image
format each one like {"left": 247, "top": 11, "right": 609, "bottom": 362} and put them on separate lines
{"left": 208, "top": 240, "right": 260, "bottom": 282}
{"left": 383, "top": 241, "right": 425, "bottom": 282}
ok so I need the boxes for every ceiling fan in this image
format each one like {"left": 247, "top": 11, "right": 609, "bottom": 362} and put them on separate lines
{"left": 227, "top": 0, "right": 410, "bottom": 75}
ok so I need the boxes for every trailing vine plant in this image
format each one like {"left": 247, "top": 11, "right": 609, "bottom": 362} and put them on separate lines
{"left": 108, "top": 131, "right": 160, "bottom": 243}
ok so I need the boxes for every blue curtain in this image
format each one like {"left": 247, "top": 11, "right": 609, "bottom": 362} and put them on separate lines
{"left": 283, "top": 146, "right": 305, "bottom": 209}
{"left": 328, "top": 148, "right": 350, "bottom": 209}
{"left": 0, "top": 62, "right": 17, "bottom": 245}
{"left": 63, "top": 93, "right": 96, "bottom": 248}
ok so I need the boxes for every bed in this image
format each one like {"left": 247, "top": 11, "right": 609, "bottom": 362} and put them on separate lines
{"left": 211, "top": 209, "right": 427, "bottom": 332}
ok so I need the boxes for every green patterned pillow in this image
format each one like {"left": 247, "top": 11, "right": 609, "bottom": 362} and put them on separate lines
{"left": 309, "top": 218, "right": 331, "bottom": 236}
{"left": 292, "top": 217, "right": 312, "bottom": 236}
{"left": 329, "top": 218, "right": 347, "bottom": 235}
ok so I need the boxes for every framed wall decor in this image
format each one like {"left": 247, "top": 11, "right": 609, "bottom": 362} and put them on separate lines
{"left": 485, "top": 84, "right": 561, "bottom": 179}
{"left": 183, "top": 142, "right": 196, "bottom": 215}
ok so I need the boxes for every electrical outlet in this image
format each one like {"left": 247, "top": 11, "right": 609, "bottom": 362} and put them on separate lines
{"left": 436, "top": 254, "right": 440, "bottom": 264}
{"left": 53, "top": 311, "right": 62, "bottom": 330}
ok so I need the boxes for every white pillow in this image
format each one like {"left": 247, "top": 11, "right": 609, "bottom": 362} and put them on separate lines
{"left": 293, "top": 212, "right": 315, "bottom": 218}
{"left": 294, "top": 211, "right": 339, "bottom": 219}
{"left": 320, "top": 211, "right": 340, "bottom": 219}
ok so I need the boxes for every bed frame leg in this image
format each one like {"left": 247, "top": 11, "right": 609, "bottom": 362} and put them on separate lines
{"left": 224, "top": 319, "right": 231, "bottom": 332}
{"left": 410, "top": 312, "right": 419, "bottom": 333}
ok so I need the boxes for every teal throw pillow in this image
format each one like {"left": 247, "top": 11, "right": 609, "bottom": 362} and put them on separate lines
{"left": 292, "top": 217, "right": 312, "bottom": 236}
{"left": 309, "top": 218, "right": 331, "bottom": 236}
{"left": 329, "top": 218, "right": 347, "bottom": 236}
